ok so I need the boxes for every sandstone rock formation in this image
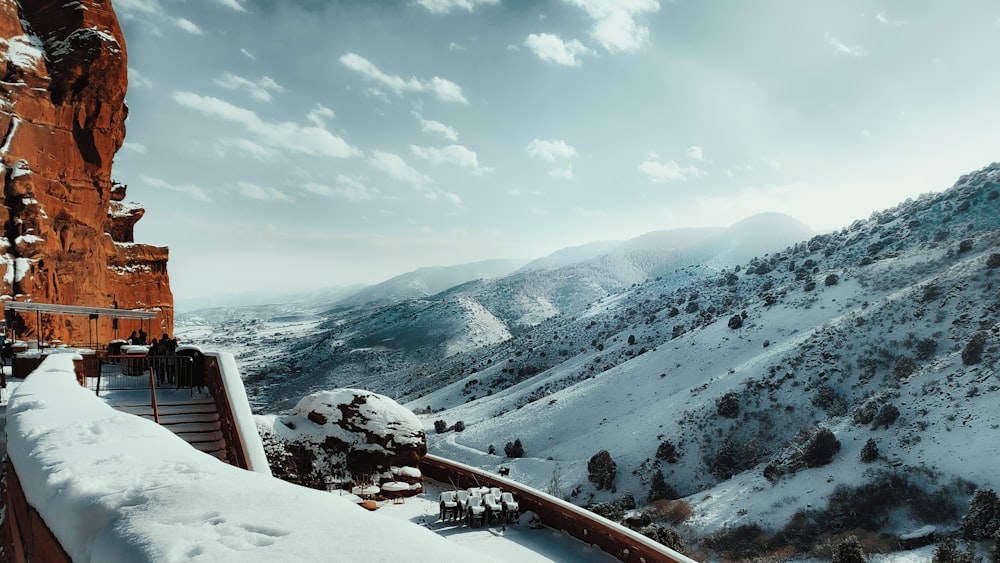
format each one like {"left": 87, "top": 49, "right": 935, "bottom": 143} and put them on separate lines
{"left": 0, "top": 0, "right": 172, "bottom": 343}
{"left": 256, "top": 389, "right": 427, "bottom": 492}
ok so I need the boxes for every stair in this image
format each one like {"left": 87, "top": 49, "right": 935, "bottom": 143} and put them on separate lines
{"left": 112, "top": 394, "right": 230, "bottom": 462}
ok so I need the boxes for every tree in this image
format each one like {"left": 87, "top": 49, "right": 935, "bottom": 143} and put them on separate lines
{"left": 433, "top": 419, "right": 447, "bottom": 434}
{"left": 647, "top": 469, "right": 676, "bottom": 502}
{"left": 963, "top": 332, "right": 988, "bottom": 366}
{"left": 588, "top": 450, "right": 617, "bottom": 490}
{"left": 961, "top": 489, "right": 1000, "bottom": 540}
{"left": 860, "top": 438, "right": 880, "bottom": 463}
{"left": 832, "top": 535, "right": 867, "bottom": 563}
{"left": 504, "top": 439, "right": 524, "bottom": 458}
{"left": 802, "top": 428, "right": 840, "bottom": 467}
{"left": 627, "top": 334, "right": 636, "bottom": 346}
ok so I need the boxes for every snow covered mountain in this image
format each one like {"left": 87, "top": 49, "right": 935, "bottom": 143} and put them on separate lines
{"left": 178, "top": 162, "right": 1000, "bottom": 560}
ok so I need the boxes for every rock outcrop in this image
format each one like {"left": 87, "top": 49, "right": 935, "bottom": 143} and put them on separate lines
{"left": 256, "top": 389, "right": 427, "bottom": 492}
{"left": 0, "top": 0, "right": 172, "bottom": 343}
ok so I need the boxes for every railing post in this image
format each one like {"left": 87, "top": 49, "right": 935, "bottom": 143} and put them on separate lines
{"left": 147, "top": 368, "right": 159, "bottom": 425}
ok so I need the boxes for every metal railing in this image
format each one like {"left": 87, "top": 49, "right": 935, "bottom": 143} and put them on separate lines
{"left": 87, "top": 355, "right": 197, "bottom": 394}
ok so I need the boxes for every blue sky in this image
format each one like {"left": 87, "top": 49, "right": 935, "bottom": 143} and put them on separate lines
{"left": 110, "top": 0, "right": 1000, "bottom": 306}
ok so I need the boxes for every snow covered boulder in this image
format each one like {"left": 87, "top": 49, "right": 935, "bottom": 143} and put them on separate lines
{"left": 256, "top": 389, "right": 427, "bottom": 490}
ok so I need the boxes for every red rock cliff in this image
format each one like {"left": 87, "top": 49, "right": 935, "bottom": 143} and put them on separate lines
{"left": 0, "top": 0, "right": 172, "bottom": 344}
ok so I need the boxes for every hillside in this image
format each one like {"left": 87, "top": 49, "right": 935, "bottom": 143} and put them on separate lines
{"left": 178, "top": 162, "right": 1000, "bottom": 561}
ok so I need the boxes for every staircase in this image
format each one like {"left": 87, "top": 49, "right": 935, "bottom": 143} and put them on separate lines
{"left": 112, "top": 394, "right": 230, "bottom": 462}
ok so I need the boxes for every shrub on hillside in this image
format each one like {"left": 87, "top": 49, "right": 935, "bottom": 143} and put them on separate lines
{"left": 638, "top": 524, "right": 686, "bottom": 553}
{"left": 872, "top": 404, "right": 900, "bottom": 430}
{"left": 647, "top": 469, "right": 677, "bottom": 502}
{"left": 916, "top": 338, "right": 939, "bottom": 360}
{"left": 988, "top": 253, "right": 1000, "bottom": 269}
{"left": 825, "top": 273, "right": 840, "bottom": 286}
{"left": 453, "top": 420, "right": 465, "bottom": 432}
{"left": 655, "top": 440, "right": 679, "bottom": 463}
{"left": 716, "top": 391, "right": 741, "bottom": 419}
{"left": 831, "top": 535, "right": 867, "bottom": 563}
{"left": 958, "top": 239, "right": 974, "bottom": 253}
{"left": 645, "top": 499, "right": 693, "bottom": 524}
{"left": 587, "top": 501, "right": 623, "bottom": 522}
{"left": 860, "top": 438, "right": 880, "bottom": 463}
{"left": 504, "top": 439, "right": 524, "bottom": 458}
{"left": 893, "top": 357, "right": 918, "bottom": 380}
{"left": 727, "top": 314, "right": 743, "bottom": 329}
{"left": 802, "top": 428, "right": 841, "bottom": 467}
{"left": 852, "top": 401, "right": 878, "bottom": 426}
{"left": 813, "top": 384, "right": 847, "bottom": 416}
{"left": 961, "top": 488, "right": 1000, "bottom": 540}
{"left": 962, "top": 332, "right": 988, "bottom": 365}
{"left": 433, "top": 419, "right": 448, "bottom": 434}
{"left": 588, "top": 450, "right": 617, "bottom": 490}
{"left": 932, "top": 537, "right": 980, "bottom": 563}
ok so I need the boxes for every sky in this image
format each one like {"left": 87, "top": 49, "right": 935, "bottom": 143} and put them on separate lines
{"left": 109, "top": 0, "right": 1000, "bottom": 307}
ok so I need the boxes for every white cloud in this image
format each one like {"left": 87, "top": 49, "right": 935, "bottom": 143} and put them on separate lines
{"left": 639, "top": 158, "right": 700, "bottom": 182}
{"left": 173, "top": 17, "right": 203, "bottom": 35}
{"left": 549, "top": 164, "right": 574, "bottom": 180}
{"left": 564, "top": 0, "right": 660, "bottom": 53}
{"left": 875, "top": 11, "right": 903, "bottom": 26}
{"left": 340, "top": 53, "right": 468, "bottom": 104}
{"left": 824, "top": 33, "right": 868, "bottom": 57}
{"left": 236, "top": 181, "right": 291, "bottom": 201}
{"left": 861, "top": 129, "right": 872, "bottom": 138}
{"left": 128, "top": 67, "right": 154, "bottom": 88}
{"left": 410, "top": 144, "right": 484, "bottom": 171}
{"left": 417, "top": 116, "right": 458, "bottom": 142}
{"left": 526, "top": 138, "right": 576, "bottom": 161}
{"left": 172, "top": 91, "right": 362, "bottom": 159}
{"left": 239, "top": 48, "right": 255, "bottom": 60}
{"left": 686, "top": 145, "right": 704, "bottom": 161}
{"left": 140, "top": 174, "right": 211, "bottom": 202}
{"left": 307, "top": 104, "right": 336, "bottom": 127}
{"left": 370, "top": 150, "right": 431, "bottom": 185}
{"left": 304, "top": 177, "right": 377, "bottom": 201}
{"left": 523, "top": 33, "right": 590, "bottom": 67}
{"left": 214, "top": 137, "right": 282, "bottom": 161}
{"left": 214, "top": 0, "right": 247, "bottom": 11}
{"left": 121, "top": 141, "right": 148, "bottom": 154}
{"left": 415, "top": 0, "right": 499, "bottom": 14}
{"left": 215, "top": 73, "right": 284, "bottom": 103}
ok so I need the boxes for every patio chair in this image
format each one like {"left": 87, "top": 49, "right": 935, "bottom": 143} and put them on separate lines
{"left": 456, "top": 489, "right": 470, "bottom": 513}
{"left": 466, "top": 495, "right": 486, "bottom": 528}
{"left": 501, "top": 492, "right": 520, "bottom": 521}
{"left": 439, "top": 491, "right": 459, "bottom": 522}
{"left": 483, "top": 493, "right": 503, "bottom": 524}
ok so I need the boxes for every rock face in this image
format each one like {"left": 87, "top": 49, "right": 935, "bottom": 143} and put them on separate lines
{"left": 0, "top": 0, "right": 172, "bottom": 343}
{"left": 256, "top": 389, "right": 427, "bottom": 491}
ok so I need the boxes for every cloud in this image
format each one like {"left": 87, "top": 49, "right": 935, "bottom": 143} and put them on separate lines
{"left": 214, "top": 0, "right": 247, "bottom": 11}
{"left": 239, "top": 48, "right": 255, "bottom": 60}
{"left": 638, "top": 158, "right": 700, "bottom": 182}
{"left": 339, "top": 53, "right": 468, "bottom": 103}
{"left": 526, "top": 138, "right": 576, "bottom": 161}
{"left": 875, "top": 11, "right": 903, "bottom": 26}
{"left": 140, "top": 174, "right": 211, "bottom": 202}
{"left": 128, "top": 67, "right": 154, "bottom": 88}
{"left": 414, "top": 0, "right": 499, "bottom": 14}
{"left": 172, "top": 91, "right": 362, "bottom": 159}
{"left": 214, "top": 73, "right": 284, "bottom": 102}
{"left": 306, "top": 104, "right": 336, "bottom": 127}
{"left": 416, "top": 116, "right": 458, "bottom": 141}
{"left": 563, "top": 0, "right": 660, "bottom": 53}
{"left": 236, "top": 181, "right": 291, "bottom": 201}
{"left": 524, "top": 33, "right": 590, "bottom": 67}
{"left": 303, "top": 175, "right": 377, "bottom": 201}
{"left": 410, "top": 144, "right": 486, "bottom": 172}
{"left": 686, "top": 145, "right": 704, "bottom": 161}
{"left": 370, "top": 150, "right": 431, "bottom": 185}
{"left": 549, "top": 164, "right": 574, "bottom": 180}
{"left": 121, "top": 141, "right": 148, "bottom": 154}
{"left": 214, "top": 137, "right": 283, "bottom": 161}
{"left": 824, "top": 33, "right": 868, "bottom": 57}
{"left": 173, "top": 17, "right": 204, "bottom": 35}
{"left": 861, "top": 129, "right": 872, "bottom": 138}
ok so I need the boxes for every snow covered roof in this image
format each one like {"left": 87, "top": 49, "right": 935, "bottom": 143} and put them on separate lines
{"left": 6, "top": 355, "right": 496, "bottom": 562}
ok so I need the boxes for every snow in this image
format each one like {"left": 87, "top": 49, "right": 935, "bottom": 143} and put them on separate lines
{"left": 4, "top": 355, "right": 498, "bottom": 562}
{"left": 0, "top": 34, "right": 44, "bottom": 72}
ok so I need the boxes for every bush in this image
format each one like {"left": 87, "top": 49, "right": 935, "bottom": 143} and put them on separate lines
{"left": 813, "top": 384, "right": 847, "bottom": 416}
{"left": 647, "top": 470, "right": 677, "bottom": 502}
{"left": 893, "top": 357, "right": 918, "bottom": 380}
{"left": 637, "top": 524, "right": 686, "bottom": 552}
{"left": 504, "top": 439, "right": 524, "bottom": 458}
{"left": 860, "top": 438, "right": 880, "bottom": 463}
{"left": 433, "top": 419, "right": 448, "bottom": 434}
{"left": 453, "top": 420, "right": 465, "bottom": 432}
{"left": 963, "top": 332, "right": 988, "bottom": 365}
{"left": 587, "top": 501, "right": 623, "bottom": 521}
{"left": 716, "top": 392, "right": 740, "bottom": 419}
{"left": 800, "top": 428, "right": 840, "bottom": 468}
{"left": 932, "top": 536, "right": 981, "bottom": 563}
{"left": 961, "top": 489, "right": 1000, "bottom": 540}
{"left": 852, "top": 402, "right": 878, "bottom": 426}
{"left": 872, "top": 404, "right": 900, "bottom": 430}
{"left": 958, "top": 239, "right": 974, "bottom": 253}
{"left": 588, "top": 450, "right": 617, "bottom": 490}
{"left": 825, "top": 274, "right": 840, "bottom": 286}
{"left": 727, "top": 314, "right": 743, "bottom": 329}
{"left": 831, "top": 535, "right": 867, "bottom": 563}
{"left": 916, "top": 338, "right": 938, "bottom": 360}
{"left": 645, "top": 499, "right": 693, "bottom": 524}
{"left": 655, "top": 440, "right": 679, "bottom": 463}
{"left": 988, "top": 253, "right": 1000, "bottom": 269}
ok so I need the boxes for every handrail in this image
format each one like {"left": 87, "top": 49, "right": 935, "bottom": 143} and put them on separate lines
{"left": 147, "top": 367, "right": 160, "bottom": 424}
{"left": 200, "top": 354, "right": 250, "bottom": 470}
{"left": 420, "top": 454, "right": 697, "bottom": 563}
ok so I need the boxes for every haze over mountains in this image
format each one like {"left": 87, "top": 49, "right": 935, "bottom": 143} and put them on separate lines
{"left": 179, "top": 162, "right": 1000, "bottom": 560}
